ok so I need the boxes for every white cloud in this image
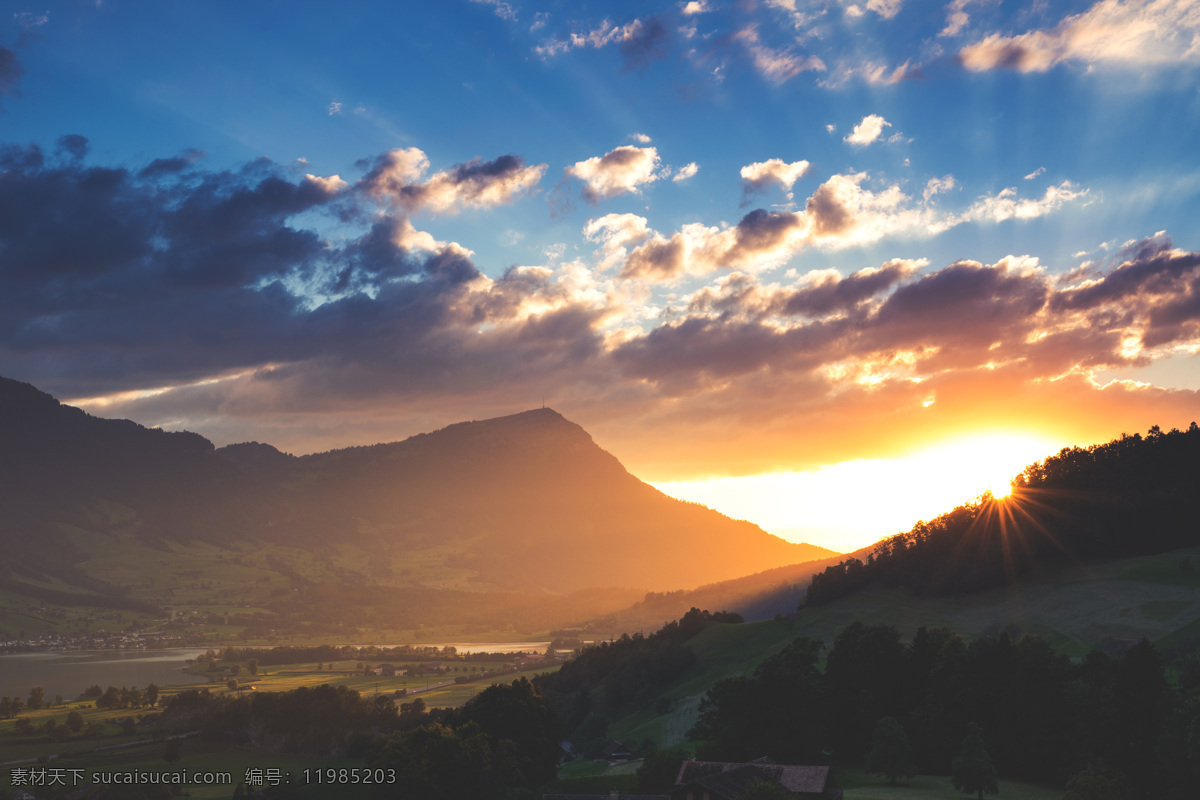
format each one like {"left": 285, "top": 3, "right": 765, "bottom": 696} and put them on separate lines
{"left": 844, "top": 114, "right": 892, "bottom": 146}
{"left": 740, "top": 158, "right": 812, "bottom": 193}
{"left": 673, "top": 162, "right": 700, "bottom": 182}
{"left": 939, "top": 0, "right": 993, "bottom": 37}
{"left": 681, "top": 0, "right": 712, "bottom": 15}
{"left": 959, "top": 180, "right": 1090, "bottom": 223}
{"left": 591, "top": 172, "right": 1092, "bottom": 282}
{"left": 631, "top": 132, "right": 653, "bottom": 144}
{"left": 867, "top": 0, "right": 905, "bottom": 19}
{"left": 960, "top": 0, "right": 1200, "bottom": 72}
{"left": 820, "top": 60, "right": 911, "bottom": 88}
{"left": 566, "top": 146, "right": 661, "bottom": 202}
{"left": 328, "top": 101, "right": 343, "bottom": 116}
{"left": 734, "top": 26, "right": 826, "bottom": 84}
{"left": 923, "top": 174, "right": 956, "bottom": 203}
{"left": 304, "top": 174, "right": 349, "bottom": 195}
{"left": 1024, "top": 166, "right": 1047, "bottom": 180}
{"left": 536, "top": 17, "right": 656, "bottom": 58}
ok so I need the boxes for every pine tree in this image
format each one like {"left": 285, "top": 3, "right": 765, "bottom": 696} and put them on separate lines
{"left": 951, "top": 722, "right": 998, "bottom": 800}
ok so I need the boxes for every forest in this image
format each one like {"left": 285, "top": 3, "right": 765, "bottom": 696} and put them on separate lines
{"left": 805, "top": 424, "right": 1200, "bottom": 605}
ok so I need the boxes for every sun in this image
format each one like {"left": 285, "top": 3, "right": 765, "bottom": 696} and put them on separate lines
{"left": 989, "top": 478, "right": 1013, "bottom": 499}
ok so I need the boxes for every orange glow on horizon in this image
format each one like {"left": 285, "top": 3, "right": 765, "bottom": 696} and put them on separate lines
{"left": 652, "top": 430, "right": 1059, "bottom": 553}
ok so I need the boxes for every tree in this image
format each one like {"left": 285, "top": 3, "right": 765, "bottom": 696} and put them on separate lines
{"left": 952, "top": 722, "right": 998, "bottom": 800}
{"left": 636, "top": 745, "right": 691, "bottom": 793}
{"left": 1063, "top": 764, "right": 1126, "bottom": 800}
{"left": 248, "top": 659, "right": 259, "bottom": 676}
{"left": 227, "top": 678, "right": 239, "bottom": 691}
{"left": 66, "top": 710, "right": 84, "bottom": 732}
{"left": 691, "top": 636, "right": 830, "bottom": 764}
{"left": 28, "top": 686, "right": 45, "bottom": 711}
{"left": 867, "top": 716, "right": 916, "bottom": 785}
{"left": 146, "top": 683, "right": 159, "bottom": 707}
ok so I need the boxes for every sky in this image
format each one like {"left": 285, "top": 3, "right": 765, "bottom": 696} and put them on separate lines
{"left": 2, "top": 0, "right": 1199, "bottom": 552}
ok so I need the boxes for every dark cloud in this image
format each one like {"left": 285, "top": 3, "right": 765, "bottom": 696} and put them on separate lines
{"left": 360, "top": 149, "right": 546, "bottom": 213}
{"left": 777, "top": 260, "right": 920, "bottom": 317}
{"left": 620, "top": 17, "right": 670, "bottom": 71}
{"left": 0, "top": 47, "right": 23, "bottom": 96}
{"left": 138, "top": 148, "right": 206, "bottom": 178}
{"left": 622, "top": 234, "right": 686, "bottom": 279}
{"left": 733, "top": 209, "right": 802, "bottom": 253}
{"left": 875, "top": 260, "right": 1048, "bottom": 338}
{"left": 805, "top": 180, "right": 854, "bottom": 236}
{"left": 54, "top": 135, "right": 89, "bottom": 162}
{"left": 0, "top": 139, "right": 596, "bottom": 410}
{"left": 1052, "top": 234, "right": 1200, "bottom": 312}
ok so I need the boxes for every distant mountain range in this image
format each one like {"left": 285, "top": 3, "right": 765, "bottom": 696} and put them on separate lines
{"left": 0, "top": 375, "right": 834, "bottom": 638}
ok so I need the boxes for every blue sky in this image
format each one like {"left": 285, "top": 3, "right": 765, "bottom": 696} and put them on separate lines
{"left": 3, "top": 1, "right": 1199, "bottom": 549}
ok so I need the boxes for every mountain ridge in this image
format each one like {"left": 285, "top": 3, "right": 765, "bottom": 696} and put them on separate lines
{"left": 0, "top": 375, "right": 835, "bottom": 638}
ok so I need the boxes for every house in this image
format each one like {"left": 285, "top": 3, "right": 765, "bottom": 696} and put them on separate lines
{"left": 375, "top": 663, "right": 405, "bottom": 676}
{"left": 670, "top": 758, "right": 842, "bottom": 800}
{"left": 601, "top": 740, "right": 634, "bottom": 761}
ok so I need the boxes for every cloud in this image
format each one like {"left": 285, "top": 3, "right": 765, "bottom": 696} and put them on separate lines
{"left": 673, "top": 162, "right": 700, "bottom": 182}
{"left": 328, "top": 101, "right": 343, "bottom": 115}
{"left": 8, "top": 141, "right": 1188, "bottom": 485}
{"left": 958, "top": 180, "right": 1088, "bottom": 224}
{"left": 592, "top": 171, "right": 1090, "bottom": 283}
{"left": 630, "top": 132, "right": 652, "bottom": 144}
{"left": 566, "top": 145, "right": 661, "bottom": 202}
{"left": 360, "top": 148, "right": 547, "bottom": 214}
{"left": 1024, "top": 166, "right": 1046, "bottom": 180}
{"left": 844, "top": 114, "right": 892, "bottom": 146}
{"left": 0, "top": 47, "right": 24, "bottom": 96}
{"left": 734, "top": 26, "right": 826, "bottom": 84}
{"left": 740, "top": 158, "right": 812, "bottom": 195}
{"left": 536, "top": 16, "right": 671, "bottom": 70}
{"left": 54, "top": 134, "right": 89, "bottom": 162}
{"left": 939, "top": 0, "right": 993, "bottom": 37}
{"left": 867, "top": 0, "right": 905, "bottom": 19}
{"left": 959, "top": 0, "right": 1200, "bottom": 73}
{"left": 821, "top": 60, "right": 912, "bottom": 88}
{"left": 681, "top": 1, "right": 712, "bottom": 15}
{"left": 923, "top": 174, "right": 956, "bottom": 203}
{"left": 470, "top": 0, "right": 518, "bottom": 21}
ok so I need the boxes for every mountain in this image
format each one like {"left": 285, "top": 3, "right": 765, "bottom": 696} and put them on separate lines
{"left": 0, "top": 375, "right": 834, "bottom": 638}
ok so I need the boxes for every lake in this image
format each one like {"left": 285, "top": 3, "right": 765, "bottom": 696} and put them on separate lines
{"left": 0, "top": 641, "right": 557, "bottom": 700}
{"left": 0, "top": 649, "right": 208, "bottom": 701}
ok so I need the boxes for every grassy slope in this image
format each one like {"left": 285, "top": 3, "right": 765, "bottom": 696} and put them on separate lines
{"left": 605, "top": 545, "right": 1200, "bottom": 751}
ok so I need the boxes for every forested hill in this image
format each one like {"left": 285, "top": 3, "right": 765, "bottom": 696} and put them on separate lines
{"left": 805, "top": 424, "right": 1200, "bottom": 606}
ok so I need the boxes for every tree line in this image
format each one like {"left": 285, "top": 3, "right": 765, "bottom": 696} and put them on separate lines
{"left": 690, "top": 622, "right": 1199, "bottom": 799}
{"left": 162, "top": 677, "right": 560, "bottom": 800}
{"left": 805, "top": 424, "right": 1200, "bottom": 606}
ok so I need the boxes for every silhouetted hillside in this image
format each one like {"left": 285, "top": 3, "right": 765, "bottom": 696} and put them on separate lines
{"left": 804, "top": 424, "right": 1200, "bottom": 606}
{"left": 0, "top": 376, "right": 828, "bottom": 628}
